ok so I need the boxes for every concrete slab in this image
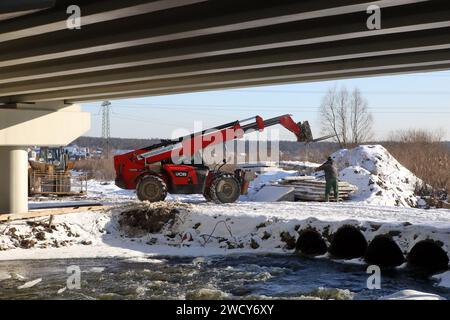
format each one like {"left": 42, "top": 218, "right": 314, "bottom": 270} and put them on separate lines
{"left": 252, "top": 185, "right": 295, "bottom": 202}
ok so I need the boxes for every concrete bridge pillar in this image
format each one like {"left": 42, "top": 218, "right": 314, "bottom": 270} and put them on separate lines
{"left": 0, "top": 102, "right": 90, "bottom": 214}
{"left": 0, "top": 147, "right": 28, "bottom": 214}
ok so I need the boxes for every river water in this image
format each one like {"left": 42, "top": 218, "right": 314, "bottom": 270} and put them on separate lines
{"left": 0, "top": 254, "right": 448, "bottom": 300}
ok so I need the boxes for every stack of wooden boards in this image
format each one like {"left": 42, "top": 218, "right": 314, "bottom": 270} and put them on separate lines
{"left": 277, "top": 176, "right": 358, "bottom": 201}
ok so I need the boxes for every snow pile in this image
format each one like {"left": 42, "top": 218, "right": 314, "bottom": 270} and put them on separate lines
{"left": 331, "top": 145, "right": 421, "bottom": 207}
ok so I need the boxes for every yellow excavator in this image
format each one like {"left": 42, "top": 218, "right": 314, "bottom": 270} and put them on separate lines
{"left": 28, "top": 147, "right": 87, "bottom": 196}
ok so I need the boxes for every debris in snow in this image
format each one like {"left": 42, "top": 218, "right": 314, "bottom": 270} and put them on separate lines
{"left": 250, "top": 238, "right": 260, "bottom": 249}
{"left": 20, "top": 239, "right": 36, "bottom": 249}
{"left": 18, "top": 278, "right": 42, "bottom": 290}
{"left": 118, "top": 202, "right": 189, "bottom": 236}
{"left": 379, "top": 289, "right": 446, "bottom": 300}
{"left": 279, "top": 231, "right": 296, "bottom": 250}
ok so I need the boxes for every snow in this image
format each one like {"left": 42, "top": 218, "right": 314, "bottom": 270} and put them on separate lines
{"left": 0, "top": 271, "right": 11, "bottom": 281}
{"left": 279, "top": 161, "right": 321, "bottom": 168}
{"left": 433, "top": 271, "right": 450, "bottom": 289}
{"left": 243, "top": 169, "right": 297, "bottom": 201}
{"left": 1, "top": 144, "right": 449, "bottom": 262}
{"left": 0, "top": 144, "right": 448, "bottom": 301}
{"left": 251, "top": 185, "right": 295, "bottom": 202}
{"left": 380, "top": 289, "right": 446, "bottom": 300}
{"left": 1, "top": 199, "right": 449, "bottom": 262}
{"left": 18, "top": 278, "right": 42, "bottom": 290}
{"left": 332, "top": 145, "right": 420, "bottom": 207}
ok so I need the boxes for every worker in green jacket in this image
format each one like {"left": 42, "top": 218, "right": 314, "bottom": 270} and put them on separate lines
{"left": 315, "top": 157, "right": 339, "bottom": 202}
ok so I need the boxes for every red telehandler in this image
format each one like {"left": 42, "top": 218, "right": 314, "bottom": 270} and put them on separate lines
{"left": 114, "top": 114, "right": 315, "bottom": 203}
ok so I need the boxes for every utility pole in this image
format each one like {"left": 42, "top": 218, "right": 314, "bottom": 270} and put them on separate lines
{"left": 101, "top": 100, "right": 111, "bottom": 158}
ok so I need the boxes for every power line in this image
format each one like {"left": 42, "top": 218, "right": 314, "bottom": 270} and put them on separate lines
{"left": 101, "top": 103, "right": 450, "bottom": 114}
{"left": 227, "top": 89, "right": 450, "bottom": 95}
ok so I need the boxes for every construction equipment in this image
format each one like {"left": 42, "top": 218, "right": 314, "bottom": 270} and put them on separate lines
{"left": 114, "top": 115, "right": 314, "bottom": 203}
{"left": 28, "top": 147, "right": 87, "bottom": 196}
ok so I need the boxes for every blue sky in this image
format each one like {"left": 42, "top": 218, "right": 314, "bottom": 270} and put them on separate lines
{"left": 81, "top": 70, "right": 450, "bottom": 141}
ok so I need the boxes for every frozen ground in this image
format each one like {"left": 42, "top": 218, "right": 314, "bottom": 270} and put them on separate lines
{"left": 0, "top": 145, "right": 449, "bottom": 297}
{"left": 1, "top": 186, "right": 449, "bottom": 266}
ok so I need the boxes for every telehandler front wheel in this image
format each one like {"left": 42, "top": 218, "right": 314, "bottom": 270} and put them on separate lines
{"left": 209, "top": 174, "right": 241, "bottom": 204}
{"left": 136, "top": 175, "right": 167, "bottom": 202}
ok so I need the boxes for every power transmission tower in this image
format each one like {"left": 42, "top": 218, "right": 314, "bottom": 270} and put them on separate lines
{"left": 101, "top": 101, "right": 111, "bottom": 158}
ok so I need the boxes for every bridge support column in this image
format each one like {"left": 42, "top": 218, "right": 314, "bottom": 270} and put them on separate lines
{"left": 0, "top": 102, "right": 90, "bottom": 214}
{"left": 0, "top": 147, "right": 28, "bottom": 214}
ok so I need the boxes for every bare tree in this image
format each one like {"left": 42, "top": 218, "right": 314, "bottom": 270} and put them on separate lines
{"left": 319, "top": 86, "right": 373, "bottom": 146}
{"left": 319, "top": 86, "right": 342, "bottom": 146}
{"left": 350, "top": 88, "right": 373, "bottom": 143}
{"left": 337, "top": 87, "right": 349, "bottom": 145}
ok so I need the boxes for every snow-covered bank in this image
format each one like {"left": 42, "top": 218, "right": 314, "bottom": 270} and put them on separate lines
{"left": 1, "top": 200, "right": 449, "bottom": 263}
{"left": 2, "top": 142, "right": 449, "bottom": 263}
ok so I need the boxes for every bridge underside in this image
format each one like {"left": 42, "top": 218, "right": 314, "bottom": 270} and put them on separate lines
{"left": 0, "top": 0, "right": 450, "bottom": 103}
{"left": 0, "top": 0, "right": 450, "bottom": 213}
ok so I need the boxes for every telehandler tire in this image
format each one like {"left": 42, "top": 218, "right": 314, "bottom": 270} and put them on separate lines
{"left": 209, "top": 174, "right": 241, "bottom": 204}
{"left": 137, "top": 175, "right": 167, "bottom": 202}
{"left": 203, "top": 188, "right": 212, "bottom": 202}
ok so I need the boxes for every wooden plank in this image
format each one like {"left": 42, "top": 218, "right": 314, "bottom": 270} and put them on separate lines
{"left": 294, "top": 189, "right": 350, "bottom": 194}
{"left": 281, "top": 180, "right": 355, "bottom": 187}
{"left": 294, "top": 195, "right": 346, "bottom": 201}
{"left": 0, "top": 205, "right": 109, "bottom": 222}
{"left": 294, "top": 192, "right": 351, "bottom": 197}
{"left": 278, "top": 186, "right": 356, "bottom": 193}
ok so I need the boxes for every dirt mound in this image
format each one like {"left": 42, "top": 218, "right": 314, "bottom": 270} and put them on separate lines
{"left": 118, "top": 202, "right": 188, "bottom": 236}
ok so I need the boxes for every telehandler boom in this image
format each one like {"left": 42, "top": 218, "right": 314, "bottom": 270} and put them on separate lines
{"left": 114, "top": 115, "right": 313, "bottom": 203}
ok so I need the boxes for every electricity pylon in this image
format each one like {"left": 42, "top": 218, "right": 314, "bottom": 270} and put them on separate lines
{"left": 101, "top": 101, "right": 111, "bottom": 158}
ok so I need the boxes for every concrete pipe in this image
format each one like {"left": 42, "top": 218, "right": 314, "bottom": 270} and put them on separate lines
{"left": 407, "top": 240, "right": 449, "bottom": 273}
{"left": 296, "top": 229, "right": 327, "bottom": 256}
{"left": 364, "top": 235, "right": 405, "bottom": 268}
{"left": 329, "top": 225, "right": 368, "bottom": 259}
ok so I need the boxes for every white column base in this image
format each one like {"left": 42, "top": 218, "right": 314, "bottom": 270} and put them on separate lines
{"left": 0, "top": 103, "right": 90, "bottom": 214}
{"left": 0, "top": 147, "right": 28, "bottom": 214}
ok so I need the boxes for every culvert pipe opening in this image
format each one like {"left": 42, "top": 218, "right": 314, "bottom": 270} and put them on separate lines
{"left": 296, "top": 229, "right": 327, "bottom": 256}
{"left": 364, "top": 235, "right": 405, "bottom": 268}
{"left": 407, "top": 240, "right": 449, "bottom": 273}
{"left": 329, "top": 225, "right": 368, "bottom": 259}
